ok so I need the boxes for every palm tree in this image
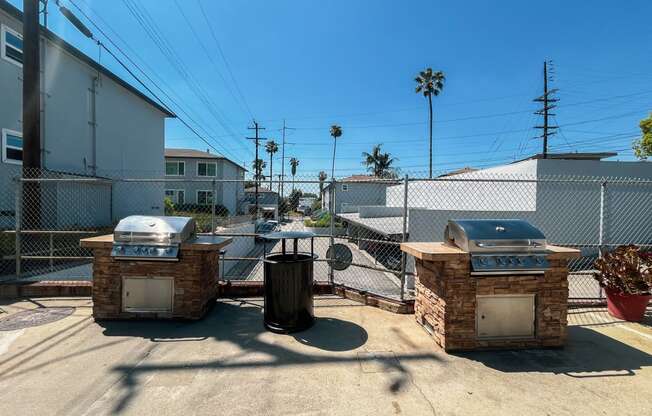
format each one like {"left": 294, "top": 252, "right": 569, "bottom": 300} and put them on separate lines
{"left": 362, "top": 144, "right": 398, "bottom": 178}
{"left": 415, "top": 68, "right": 445, "bottom": 178}
{"left": 318, "top": 171, "right": 327, "bottom": 197}
{"left": 252, "top": 158, "right": 266, "bottom": 185}
{"left": 329, "top": 124, "right": 343, "bottom": 179}
{"left": 265, "top": 140, "right": 278, "bottom": 190}
{"left": 289, "top": 157, "right": 299, "bottom": 191}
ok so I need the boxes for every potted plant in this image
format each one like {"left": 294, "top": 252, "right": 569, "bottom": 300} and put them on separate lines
{"left": 594, "top": 245, "right": 651, "bottom": 322}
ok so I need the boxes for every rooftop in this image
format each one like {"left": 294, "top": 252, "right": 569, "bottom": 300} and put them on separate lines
{"left": 0, "top": 0, "right": 175, "bottom": 118}
{"left": 165, "top": 148, "right": 226, "bottom": 159}
{"left": 338, "top": 212, "right": 406, "bottom": 237}
{"left": 0, "top": 297, "right": 650, "bottom": 415}
{"left": 514, "top": 152, "right": 619, "bottom": 163}
{"left": 438, "top": 166, "right": 478, "bottom": 177}
{"left": 165, "top": 148, "right": 246, "bottom": 170}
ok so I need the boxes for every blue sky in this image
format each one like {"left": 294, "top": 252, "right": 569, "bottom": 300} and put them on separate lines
{"left": 12, "top": 0, "right": 652, "bottom": 178}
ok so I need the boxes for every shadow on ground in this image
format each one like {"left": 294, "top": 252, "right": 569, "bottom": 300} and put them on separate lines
{"left": 455, "top": 325, "right": 652, "bottom": 377}
{"left": 97, "top": 299, "right": 439, "bottom": 413}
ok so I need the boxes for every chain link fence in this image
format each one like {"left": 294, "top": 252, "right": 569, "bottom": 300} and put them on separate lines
{"left": 1, "top": 168, "right": 651, "bottom": 304}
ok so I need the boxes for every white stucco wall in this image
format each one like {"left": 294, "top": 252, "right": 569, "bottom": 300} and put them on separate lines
{"left": 0, "top": 9, "right": 169, "bottom": 227}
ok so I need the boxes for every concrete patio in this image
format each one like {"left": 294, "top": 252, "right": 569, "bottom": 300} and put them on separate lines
{"left": 0, "top": 296, "right": 650, "bottom": 415}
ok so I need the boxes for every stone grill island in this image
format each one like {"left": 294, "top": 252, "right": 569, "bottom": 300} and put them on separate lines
{"left": 81, "top": 216, "right": 231, "bottom": 320}
{"left": 401, "top": 239, "right": 580, "bottom": 352}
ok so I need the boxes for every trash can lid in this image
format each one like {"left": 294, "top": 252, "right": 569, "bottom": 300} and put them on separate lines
{"left": 262, "top": 231, "right": 316, "bottom": 240}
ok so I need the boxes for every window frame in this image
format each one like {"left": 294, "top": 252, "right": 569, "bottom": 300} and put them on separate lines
{"left": 165, "top": 189, "right": 185, "bottom": 205}
{"left": 197, "top": 190, "right": 214, "bottom": 206}
{"left": 165, "top": 160, "right": 185, "bottom": 176}
{"left": 197, "top": 161, "right": 217, "bottom": 177}
{"left": 1, "top": 24, "right": 23, "bottom": 67}
{"left": 2, "top": 128, "right": 23, "bottom": 165}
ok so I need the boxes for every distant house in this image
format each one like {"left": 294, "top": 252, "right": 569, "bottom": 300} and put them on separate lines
{"left": 243, "top": 187, "right": 279, "bottom": 220}
{"left": 0, "top": 0, "right": 175, "bottom": 228}
{"left": 321, "top": 175, "right": 399, "bottom": 214}
{"left": 164, "top": 148, "right": 246, "bottom": 216}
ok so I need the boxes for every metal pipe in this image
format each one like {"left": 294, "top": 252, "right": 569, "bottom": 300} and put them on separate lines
{"left": 598, "top": 180, "right": 606, "bottom": 257}
{"left": 400, "top": 174, "right": 409, "bottom": 301}
{"left": 89, "top": 76, "right": 98, "bottom": 176}
{"left": 598, "top": 179, "right": 606, "bottom": 299}
{"left": 328, "top": 179, "right": 335, "bottom": 285}
{"left": 211, "top": 179, "right": 216, "bottom": 234}
{"left": 49, "top": 232, "right": 54, "bottom": 271}
{"left": 15, "top": 180, "right": 22, "bottom": 278}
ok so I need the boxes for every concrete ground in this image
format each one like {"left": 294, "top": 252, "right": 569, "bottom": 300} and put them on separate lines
{"left": 0, "top": 297, "right": 650, "bottom": 416}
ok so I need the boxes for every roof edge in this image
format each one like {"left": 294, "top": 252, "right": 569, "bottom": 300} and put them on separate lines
{"left": 0, "top": 0, "right": 176, "bottom": 118}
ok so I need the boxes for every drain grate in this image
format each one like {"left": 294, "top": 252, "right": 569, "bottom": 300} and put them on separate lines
{"left": 0, "top": 307, "right": 75, "bottom": 331}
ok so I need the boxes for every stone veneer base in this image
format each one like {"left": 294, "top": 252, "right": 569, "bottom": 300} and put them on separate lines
{"left": 91, "top": 247, "right": 219, "bottom": 320}
{"left": 413, "top": 256, "right": 570, "bottom": 351}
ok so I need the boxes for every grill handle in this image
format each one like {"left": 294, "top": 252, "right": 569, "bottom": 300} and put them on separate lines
{"left": 475, "top": 241, "right": 543, "bottom": 248}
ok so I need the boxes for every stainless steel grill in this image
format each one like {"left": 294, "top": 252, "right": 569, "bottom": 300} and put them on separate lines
{"left": 444, "top": 219, "right": 550, "bottom": 276}
{"left": 111, "top": 215, "right": 196, "bottom": 261}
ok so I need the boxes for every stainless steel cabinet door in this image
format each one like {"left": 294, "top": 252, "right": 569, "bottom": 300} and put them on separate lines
{"left": 476, "top": 294, "right": 535, "bottom": 339}
{"left": 123, "top": 276, "right": 174, "bottom": 312}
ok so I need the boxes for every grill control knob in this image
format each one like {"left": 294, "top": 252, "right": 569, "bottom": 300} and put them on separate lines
{"left": 495, "top": 257, "right": 504, "bottom": 265}
{"left": 535, "top": 256, "right": 544, "bottom": 264}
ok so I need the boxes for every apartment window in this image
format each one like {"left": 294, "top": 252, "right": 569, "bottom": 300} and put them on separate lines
{"left": 341, "top": 184, "right": 349, "bottom": 191}
{"left": 165, "top": 161, "right": 185, "bottom": 176}
{"left": 1, "top": 25, "right": 23, "bottom": 67}
{"left": 197, "top": 190, "right": 214, "bottom": 205}
{"left": 2, "top": 129, "right": 22, "bottom": 165}
{"left": 197, "top": 162, "right": 217, "bottom": 177}
{"left": 165, "top": 189, "right": 185, "bottom": 205}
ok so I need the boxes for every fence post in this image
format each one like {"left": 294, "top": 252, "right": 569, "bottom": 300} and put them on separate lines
{"left": 328, "top": 179, "right": 336, "bottom": 285}
{"left": 400, "top": 174, "right": 409, "bottom": 301}
{"left": 49, "top": 232, "right": 54, "bottom": 272}
{"left": 598, "top": 179, "right": 607, "bottom": 299}
{"left": 211, "top": 179, "right": 216, "bottom": 234}
{"left": 14, "top": 178, "right": 22, "bottom": 278}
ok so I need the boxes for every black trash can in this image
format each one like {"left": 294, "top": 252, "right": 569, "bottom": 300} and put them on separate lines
{"left": 262, "top": 231, "right": 317, "bottom": 333}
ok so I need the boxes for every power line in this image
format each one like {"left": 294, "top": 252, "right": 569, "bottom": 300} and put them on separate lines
{"left": 120, "top": 0, "right": 251, "bottom": 157}
{"left": 172, "top": 0, "right": 251, "bottom": 119}
{"left": 196, "top": 0, "right": 254, "bottom": 119}
{"left": 65, "top": 0, "right": 244, "bottom": 161}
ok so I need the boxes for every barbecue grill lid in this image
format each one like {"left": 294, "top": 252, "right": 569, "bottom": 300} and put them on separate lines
{"left": 114, "top": 216, "right": 196, "bottom": 244}
{"left": 447, "top": 219, "right": 545, "bottom": 241}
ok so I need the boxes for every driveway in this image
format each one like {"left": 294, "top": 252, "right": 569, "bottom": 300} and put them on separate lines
{"left": 224, "top": 218, "right": 404, "bottom": 299}
{"left": 0, "top": 297, "right": 650, "bottom": 415}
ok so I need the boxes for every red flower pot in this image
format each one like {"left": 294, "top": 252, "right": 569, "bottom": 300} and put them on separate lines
{"left": 605, "top": 288, "right": 651, "bottom": 322}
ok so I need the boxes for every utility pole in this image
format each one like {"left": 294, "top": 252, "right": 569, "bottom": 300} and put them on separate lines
{"left": 23, "top": 0, "right": 42, "bottom": 229}
{"left": 533, "top": 60, "right": 558, "bottom": 159}
{"left": 247, "top": 121, "right": 266, "bottom": 218}
{"left": 279, "top": 120, "right": 295, "bottom": 199}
